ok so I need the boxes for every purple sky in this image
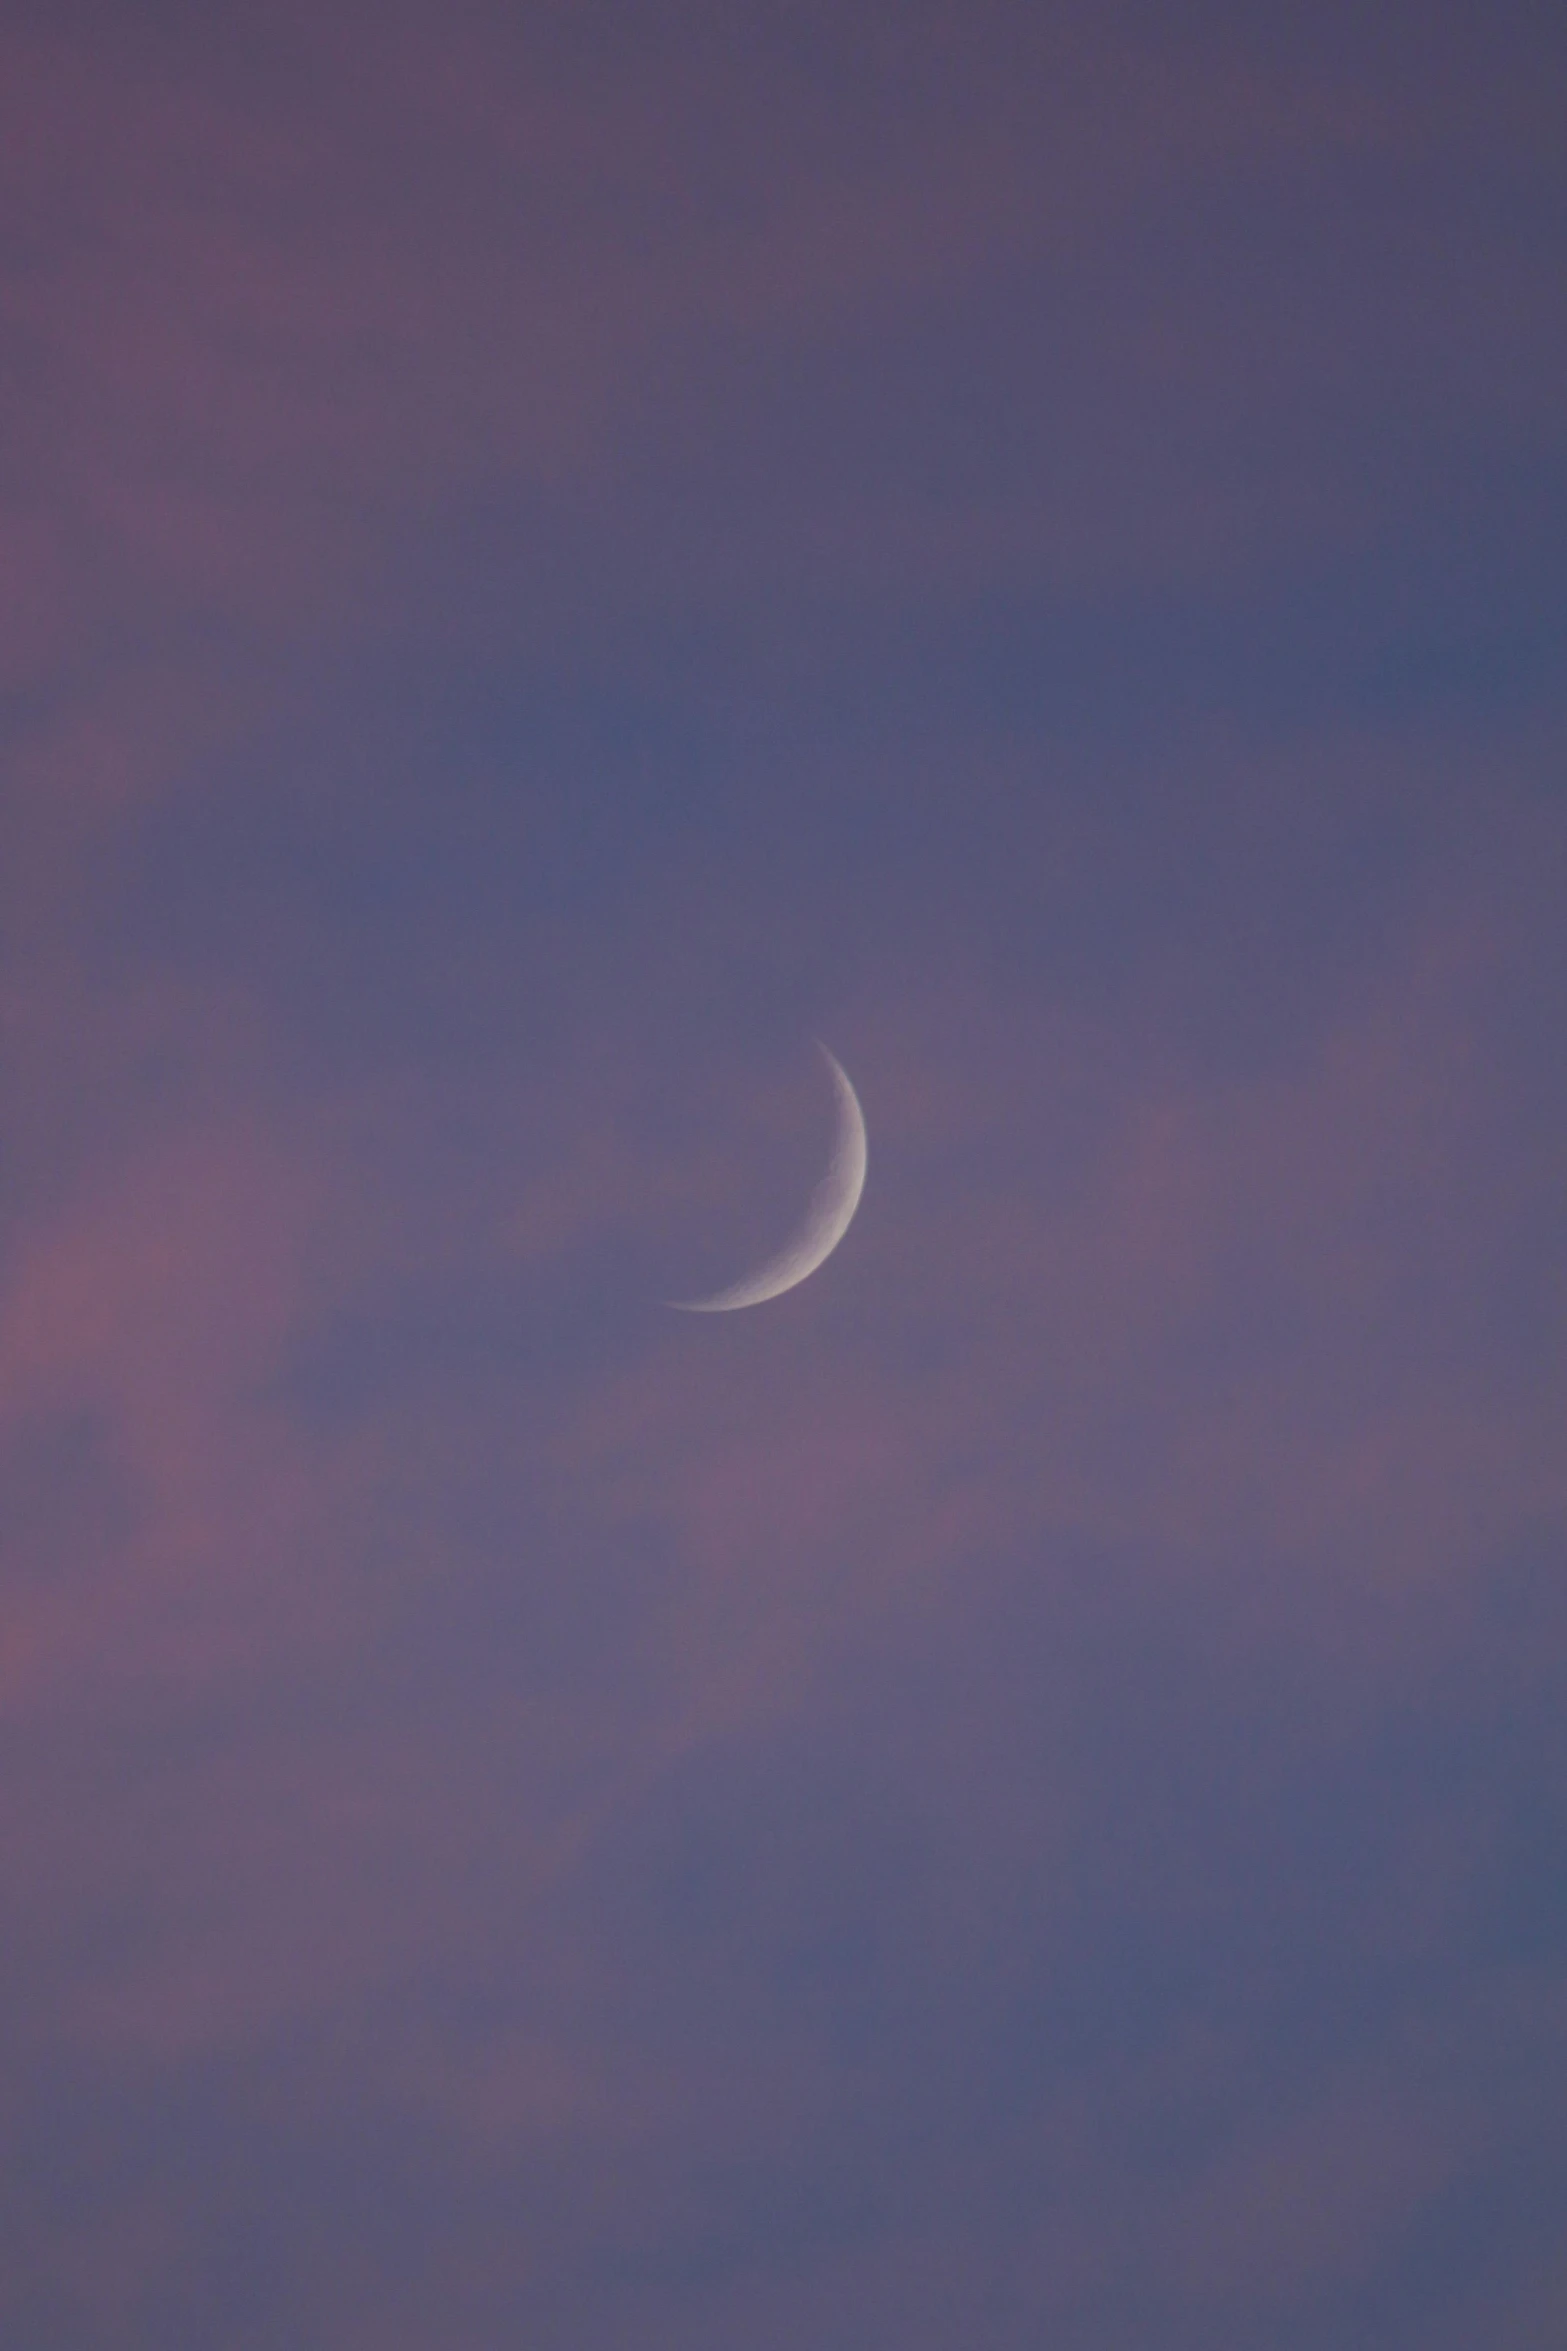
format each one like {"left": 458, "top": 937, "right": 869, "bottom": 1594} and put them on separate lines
{"left": 4, "top": 4, "right": 1566, "bottom": 2344}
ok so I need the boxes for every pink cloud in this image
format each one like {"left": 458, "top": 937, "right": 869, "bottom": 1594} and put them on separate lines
{"left": 5, "top": 0, "right": 1556, "bottom": 723}
{"left": 2, "top": 770, "right": 1556, "bottom": 1853}
{"left": 0, "top": 932, "right": 1555, "bottom": 2336}
{"left": 0, "top": 11, "right": 1561, "bottom": 2342}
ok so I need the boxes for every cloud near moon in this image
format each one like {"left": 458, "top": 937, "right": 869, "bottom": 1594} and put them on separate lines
{"left": 669, "top": 1045, "right": 868, "bottom": 1312}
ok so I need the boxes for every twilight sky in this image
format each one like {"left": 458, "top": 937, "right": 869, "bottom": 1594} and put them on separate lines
{"left": 3, "top": 4, "right": 1566, "bottom": 2345}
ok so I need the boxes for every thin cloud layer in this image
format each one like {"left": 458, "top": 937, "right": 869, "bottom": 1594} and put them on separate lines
{"left": 2, "top": 3, "right": 1565, "bottom": 2346}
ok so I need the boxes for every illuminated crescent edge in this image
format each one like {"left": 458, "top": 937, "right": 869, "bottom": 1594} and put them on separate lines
{"left": 668, "top": 1045, "right": 867, "bottom": 1311}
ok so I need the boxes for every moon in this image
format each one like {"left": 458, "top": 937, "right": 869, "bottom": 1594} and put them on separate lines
{"left": 669, "top": 1045, "right": 868, "bottom": 1312}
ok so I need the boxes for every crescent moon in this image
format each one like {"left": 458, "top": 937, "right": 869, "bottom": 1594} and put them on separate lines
{"left": 669, "top": 1045, "right": 868, "bottom": 1312}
